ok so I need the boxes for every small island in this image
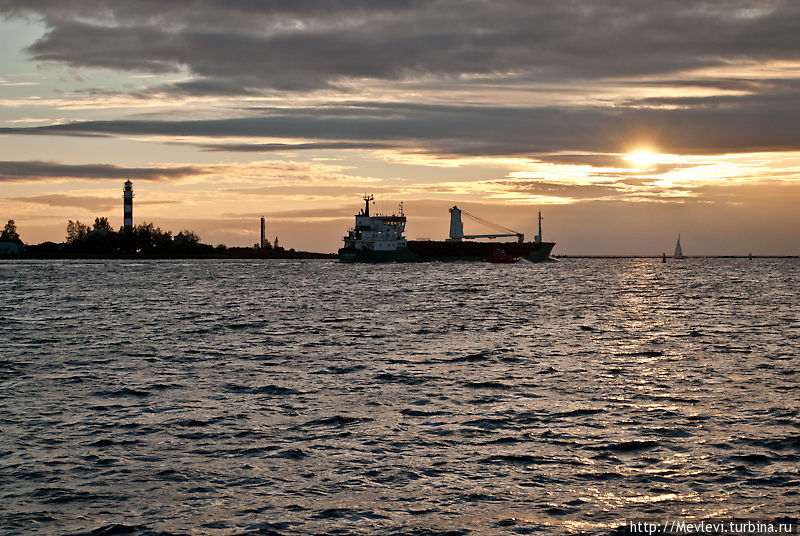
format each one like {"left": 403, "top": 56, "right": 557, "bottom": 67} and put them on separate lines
{"left": 0, "top": 218, "right": 335, "bottom": 260}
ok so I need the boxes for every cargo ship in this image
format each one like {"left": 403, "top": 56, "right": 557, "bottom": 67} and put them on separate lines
{"left": 338, "top": 195, "right": 555, "bottom": 263}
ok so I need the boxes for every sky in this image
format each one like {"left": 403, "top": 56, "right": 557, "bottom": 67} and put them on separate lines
{"left": 2, "top": 0, "right": 800, "bottom": 255}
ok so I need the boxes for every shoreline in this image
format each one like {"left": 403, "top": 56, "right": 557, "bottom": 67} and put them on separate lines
{"left": 553, "top": 255, "right": 799, "bottom": 259}
{"left": 3, "top": 250, "right": 337, "bottom": 260}
{"left": 3, "top": 253, "right": 797, "bottom": 260}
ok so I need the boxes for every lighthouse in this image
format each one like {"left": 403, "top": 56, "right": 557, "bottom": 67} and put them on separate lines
{"left": 123, "top": 180, "right": 134, "bottom": 231}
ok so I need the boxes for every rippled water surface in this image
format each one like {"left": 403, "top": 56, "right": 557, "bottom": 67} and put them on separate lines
{"left": 1, "top": 258, "right": 798, "bottom": 535}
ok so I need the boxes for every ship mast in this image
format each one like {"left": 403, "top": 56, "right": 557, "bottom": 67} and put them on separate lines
{"left": 362, "top": 194, "right": 374, "bottom": 216}
{"left": 537, "top": 211, "right": 542, "bottom": 244}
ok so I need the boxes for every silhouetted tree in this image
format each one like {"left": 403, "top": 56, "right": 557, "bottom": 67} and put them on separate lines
{"left": 66, "top": 220, "right": 89, "bottom": 243}
{"left": 130, "top": 222, "right": 172, "bottom": 251}
{"left": 93, "top": 217, "right": 112, "bottom": 232}
{"left": 273, "top": 236, "right": 279, "bottom": 249}
{"left": 1, "top": 220, "right": 22, "bottom": 245}
{"left": 177, "top": 230, "right": 200, "bottom": 246}
{"left": 53, "top": 217, "right": 213, "bottom": 256}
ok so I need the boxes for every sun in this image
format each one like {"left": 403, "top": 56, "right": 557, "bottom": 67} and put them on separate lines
{"left": 625, "top": 149, "right": 661, "bottom": 169}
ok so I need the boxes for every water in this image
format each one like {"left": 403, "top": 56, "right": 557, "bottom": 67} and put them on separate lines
{"left": 1, "top": 258, "right": 798, "bottom": 535}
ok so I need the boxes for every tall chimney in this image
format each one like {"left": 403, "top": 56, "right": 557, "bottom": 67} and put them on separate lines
{"left": 260, "top": 217, "right": 266, "bottom": 248}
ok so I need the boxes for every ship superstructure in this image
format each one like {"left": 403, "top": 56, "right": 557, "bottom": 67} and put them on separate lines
{"left": 342, "top": 194, "right": 408, "bottom": 255}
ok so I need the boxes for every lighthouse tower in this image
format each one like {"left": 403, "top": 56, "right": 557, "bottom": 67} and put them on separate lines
{"left": 123, "top": 180, "right": 134, "bottom": 231}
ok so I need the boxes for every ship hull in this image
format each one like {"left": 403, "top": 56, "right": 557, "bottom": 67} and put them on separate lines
{"left": 338, "top": 247, "right": 418, "bottom": 263}
{"left": 338, "top": 241, "right": 555, "bottom": 263}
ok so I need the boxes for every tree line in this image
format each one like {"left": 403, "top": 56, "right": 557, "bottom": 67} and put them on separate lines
{"left": 63, "top": 217, "right": 204, "bottom": 254}
{"left": 3, "top": 217, "right": 209, "bottom": 255}
{"left": 2, "top": 217, "right": 294, "bottom": 258}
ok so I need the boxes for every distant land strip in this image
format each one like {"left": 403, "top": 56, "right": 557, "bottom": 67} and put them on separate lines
{"left": 8, "top": 249, "right": 336, "bottom": 260}
{"left": 553, "top": 255, "right": 799, "bottom": 259}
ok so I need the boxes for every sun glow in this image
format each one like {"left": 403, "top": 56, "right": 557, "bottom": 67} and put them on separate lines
{"left": 625, "top": 149, "right": 662, "bottom": 169}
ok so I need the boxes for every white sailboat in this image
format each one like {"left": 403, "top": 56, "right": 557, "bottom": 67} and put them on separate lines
{"left": 673, "top": 235, "right": 685, "bottom": 259}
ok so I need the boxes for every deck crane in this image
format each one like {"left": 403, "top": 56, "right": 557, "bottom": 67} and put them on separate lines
{"left": 446, "top": 206, "right": 525, "bottom": 243}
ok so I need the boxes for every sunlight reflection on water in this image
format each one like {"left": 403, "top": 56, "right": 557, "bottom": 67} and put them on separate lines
{"left": 0, "top": 258, "right": 798, "bottom": 535}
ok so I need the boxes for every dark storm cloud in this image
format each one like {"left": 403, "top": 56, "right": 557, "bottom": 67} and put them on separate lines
{"left": 628, "top": 77, "right": 796, "bottom": 93}
{"left": 4, "top": 101, "right": 800, "bottom": 155}
{"left": 623, "top": 79, "right": 800, "bottom": 109}
{"left": 3, "top": 1, "right": 800, "bottom": 92}
{"left": 528, "top": 154, "right": 626, "bottom": 168}
{"left": 10, "top": 194, "right": 117, "bottom": 211}
{"left": 0, "top": 0, "right": 425, "bottom": 22}
{"left": 222, "top": 207, "right": 357, "bottom": 220}
{"left": 490, "top": 179, "right": 627, "bottom": 199}
{"left": 11, "top": 194, "right": 179, "bottom": 210}
{"left": 221, "top": 184, "right": 458, "bottom": 199}
{"left": 0, "top": 160, "right": 206, "bottom": 182}
{"left": 491, "top": 178, "right": 697, "bottom": 200}
{"left": 196, "top": 141, "right": 394, "bottom": 152}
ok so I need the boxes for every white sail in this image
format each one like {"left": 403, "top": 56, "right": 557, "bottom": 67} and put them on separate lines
{"left": 673, "top": 235, "right": 684, "bottom": 259}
